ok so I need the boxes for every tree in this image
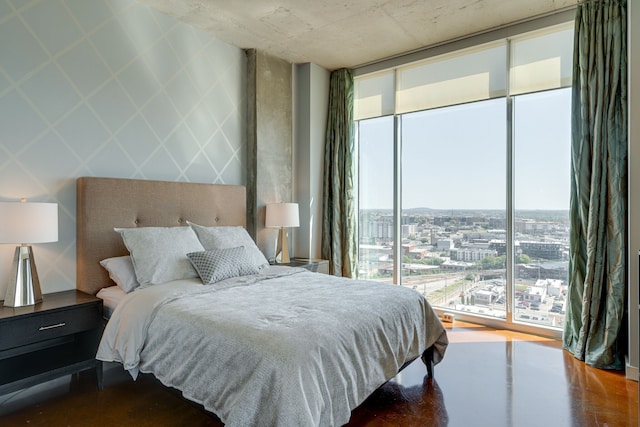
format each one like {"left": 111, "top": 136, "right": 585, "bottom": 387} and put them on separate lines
{"left": 517, "top": 253, "right": 531, "bottom": 264}
{"left": 480, "top": 255, "right": 506, "bottom": 270}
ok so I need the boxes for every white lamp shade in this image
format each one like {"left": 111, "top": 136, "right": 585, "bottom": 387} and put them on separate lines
{"left": 265, "top": 203, "right": 299, "bottom": 228}
{"left": 0, "top": 202, "right": 58, "bottom": 244}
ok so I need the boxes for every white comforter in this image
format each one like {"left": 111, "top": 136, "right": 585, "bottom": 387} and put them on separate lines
{"left": 97, "top": 267, "right": 448, "bottom": 427}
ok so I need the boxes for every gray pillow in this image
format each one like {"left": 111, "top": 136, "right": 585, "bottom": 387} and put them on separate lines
{"left": 187, "top": 247, "right": 261, "bottom": 284}
{"left": 99, "top": 255, "right": 140, "bottom": 293}
{"left": 116, "top": 226, "right": 205, "bottom": 287}
{"left": 187, "top": 222, "right": 269, "bottom": 269}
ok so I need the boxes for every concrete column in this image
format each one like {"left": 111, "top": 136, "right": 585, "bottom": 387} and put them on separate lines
{"left": 246, "top": 49, "right": 294, "bottom": 261}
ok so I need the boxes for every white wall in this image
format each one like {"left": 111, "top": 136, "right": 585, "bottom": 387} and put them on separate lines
{"left": 294, "top": 63, "right": 329, "bottom": 259}
{"left": 627, "top": 0, "right": 639, "bottom": 380}
{"left": 0, "top": 0, "right": 246, "bottom": 296}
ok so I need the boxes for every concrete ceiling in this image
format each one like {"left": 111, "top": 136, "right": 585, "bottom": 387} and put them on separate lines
{"left": 141, "top": 0, "right": 577, "bottom": 70}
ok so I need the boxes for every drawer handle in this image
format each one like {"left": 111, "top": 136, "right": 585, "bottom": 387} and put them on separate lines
{"left": 39, "top": 322, "right": 66, "bottom": 331}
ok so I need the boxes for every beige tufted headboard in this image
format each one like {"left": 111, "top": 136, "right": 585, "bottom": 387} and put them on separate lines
{"left": 76, "top": 177, "right": 247, "bottom": 295}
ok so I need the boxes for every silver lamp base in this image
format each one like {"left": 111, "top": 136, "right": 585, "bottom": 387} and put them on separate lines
{"left": 4, "top": 245, "right": 43, "bottom": 307}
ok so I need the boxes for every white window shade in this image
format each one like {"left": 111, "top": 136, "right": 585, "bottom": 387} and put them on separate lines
{"left": 510, "top": 23, "right": 574, "bottom": 95}
{"left": 396, "top": 42, "right": 507, "bottom": 114}
{"left": 353, "top": 22, "right": 573, "bottom": 120}
{"left": 354, "top": 70, "right": 395, "bottom": 120}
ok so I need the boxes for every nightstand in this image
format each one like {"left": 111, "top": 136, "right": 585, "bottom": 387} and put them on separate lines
{"left": 0, "top": 290, "right": 103, "bottom": 395}
{"left": 280, "top": 258, "right": 329, "bottom": 274}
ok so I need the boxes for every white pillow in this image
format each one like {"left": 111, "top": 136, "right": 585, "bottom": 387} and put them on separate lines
{"left": 116, "top": 226, "right": 205, "bottom": 287}
{"left": 187, "top": 246, "right": 261, "bottom": 284}
{"left": 99, "top": 255, "right": 140, "bottom": 293}
{"left": 187, "top": 222, "right": 269, "bottom": 269}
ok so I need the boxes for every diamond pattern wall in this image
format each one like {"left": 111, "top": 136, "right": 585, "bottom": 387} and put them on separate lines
{"left": 0, "top": 0, "right": 247, "bottom": 295}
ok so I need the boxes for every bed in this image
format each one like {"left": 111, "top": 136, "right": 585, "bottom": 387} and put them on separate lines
{"left": 76, "top": 176, "right": 448, "bottom": 427}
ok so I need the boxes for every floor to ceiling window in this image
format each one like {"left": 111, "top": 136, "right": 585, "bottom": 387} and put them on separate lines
{"left": 400, "top": 99, "right": 506, "bottom": 319}
{"left": 358, "top": 115, "right": 395, "bottom": 282}
{"left": 355, "top": 19, "right": 573, "bottom": 335}
{"left": 513, "top": 88, "right": 571, "bottom": 328}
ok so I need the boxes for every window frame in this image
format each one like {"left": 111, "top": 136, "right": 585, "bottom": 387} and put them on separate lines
{"left": 354, "top": 14, "right": 574, "bottom": 340}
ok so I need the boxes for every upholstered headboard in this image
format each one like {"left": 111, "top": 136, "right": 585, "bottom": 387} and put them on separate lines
{"left": 76, "top": 177, "right": 247, "bottom": 295}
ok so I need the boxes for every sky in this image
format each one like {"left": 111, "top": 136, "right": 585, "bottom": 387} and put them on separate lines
{"left": 358, "top": 88, "right": 571, "bottom": 211}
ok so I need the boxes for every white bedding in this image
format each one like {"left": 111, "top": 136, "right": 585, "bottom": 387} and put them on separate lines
{"left": 97, "top": 267, "right": 448, "bottom": 426}
{"left": 96, "top": 285, "right": 127, "bottom": 318}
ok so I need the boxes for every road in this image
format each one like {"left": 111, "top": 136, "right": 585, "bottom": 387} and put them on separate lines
{"left": 400, "top": 273, "right": 467, "bottom": 305}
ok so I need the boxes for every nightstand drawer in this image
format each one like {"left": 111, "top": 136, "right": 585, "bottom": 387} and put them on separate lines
{"left": 0, "top": 305, "right": 100, "bottom": 351}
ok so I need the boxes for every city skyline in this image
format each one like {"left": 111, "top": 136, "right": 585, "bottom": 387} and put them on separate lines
{"left": 357, "top": 205, "right": 569, "bottom": 329}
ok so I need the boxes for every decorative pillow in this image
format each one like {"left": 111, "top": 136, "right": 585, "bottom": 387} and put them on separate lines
{"left": 115, "top": 226, "right": 205, "bottom": 287}
{"left": 99, "top": 255, "right": 140, "bottom": 293}
{"left": 187, "top": 246, "right": 261, "bottom": 284}
{"left": 187, "top": 222, "right": 269, "bottom": 269}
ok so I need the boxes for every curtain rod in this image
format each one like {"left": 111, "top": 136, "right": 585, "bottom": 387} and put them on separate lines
{"left": 577, "top": 0, "right": 625, "bottom": 5}
{"left": 354, "top": 7, "right": 576, "bottom": 76}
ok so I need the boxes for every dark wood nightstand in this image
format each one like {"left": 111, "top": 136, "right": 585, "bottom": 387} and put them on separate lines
{"left": 279, "top": 258, "right": 329, "bottom": 274}
{"left": 0, "top": 290, "right": 103, "bottom": 395}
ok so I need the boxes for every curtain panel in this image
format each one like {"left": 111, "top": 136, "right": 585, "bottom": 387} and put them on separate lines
{"left": 321, "top": 69, "right": 357, "bottom": 277}
{"left": 563, "top": 0, "right": 627, "bottom": 369}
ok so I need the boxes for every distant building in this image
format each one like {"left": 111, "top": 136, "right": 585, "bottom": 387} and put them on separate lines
{"left": 474, "top": 289, "right": 495, "bottom": 305}
{"left": 516, "top": 220, "right": 558, "bottom": 234}
{"left": 402, "top": 263, "right": 439, "bottom": 273}
{"left": 489, "top": 217, "right": 506, "bottom": 229}
{"left": 523, "top": 285, "right": 547, "bottom": 303}
{"left": 408, "top": 248, "right": 429, "bottom": 259}
{"left": 519, "top": 241, "right": 563, "bottom": 260}
{"left": 517, "top": 262, "right": 568, "bottom": 281}
{"left": 450, "top": 247, "right": 497, "bottom": 262}
{"left": 358, "top": 244, "right": 392, "bottom": 264}
{"left": 402, "top": 224, "right": 417, "bottom": 238}
{"left": 441, "top": 259, "right": 474, "bottom": 270}
{"left": 360, "top": 220, "right": 394, "bottom": 239}
{"left": 437, "top": 239, "right": 454, "bottom": 251}
{"left": 489, "top": 240, "right": 506, "bottom": 256}
{"left": 518, "top": 264, "right": 542, "bottom": 280}
{"left": 535, "top": 278, "right": 564, "bottom": 297}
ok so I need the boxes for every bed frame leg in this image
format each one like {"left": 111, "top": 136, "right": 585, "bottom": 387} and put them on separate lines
{"left": 96, "top": 360, "right": 104, "bottom": 390}
{"left": 421, "top": 346, "right": 435, "bottom": 379}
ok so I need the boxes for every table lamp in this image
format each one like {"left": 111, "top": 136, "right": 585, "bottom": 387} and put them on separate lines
{"left": 0, "top": 200, "right": 58, "bottom": 307}
{"left": 265, "top": 203, "right": 299, "bottom": 263}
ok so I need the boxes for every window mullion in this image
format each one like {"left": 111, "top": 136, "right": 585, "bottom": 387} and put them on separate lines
{"left": 506, "top": 38, "right": 514, "bottom": 324}
{"left": 393, "top": 114, "right": 402, "bottom": 285}
{"left": 506, "top": 96, "right": 514, "bottom": 323}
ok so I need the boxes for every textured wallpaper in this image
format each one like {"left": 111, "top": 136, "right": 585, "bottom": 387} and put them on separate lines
{"left": 0, "top": 0, "right": 246, "bottom": 295}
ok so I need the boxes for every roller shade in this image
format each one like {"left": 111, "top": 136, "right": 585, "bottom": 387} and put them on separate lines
{"left": 510, "top": 23, "right": 573, "bottom": 95}
{"left": 354, "top": 22, "right": 573, "bottom": 120}
{"left": 354, "top": 70, "right": 395, "bottom": 120}
{"left": 396, "top": 42, "right": 507, "bottom": 114}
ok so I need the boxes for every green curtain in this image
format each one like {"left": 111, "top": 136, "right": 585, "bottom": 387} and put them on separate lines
{"left": 563, "top": 0, "right": 627, "bottom": 370}
{"left": 321, "top": 68, "right": 357, "bottom": 277}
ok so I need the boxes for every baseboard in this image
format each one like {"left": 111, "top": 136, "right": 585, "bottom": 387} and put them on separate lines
{"left": 626, "top": 362, "right": 639, "bottom": 382}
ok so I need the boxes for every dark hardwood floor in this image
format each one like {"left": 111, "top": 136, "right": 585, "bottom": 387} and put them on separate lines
{"left": 0, "top": 321, "right": 637, "bottom": 426}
